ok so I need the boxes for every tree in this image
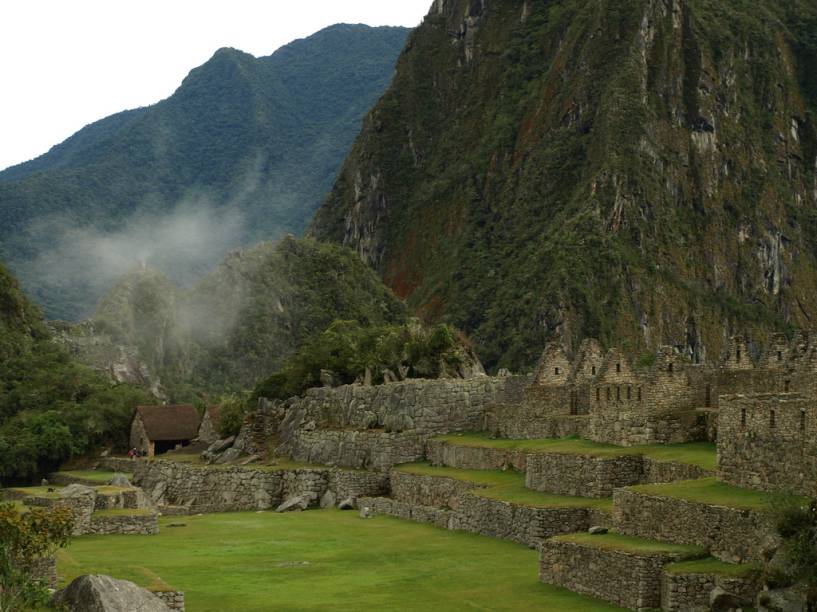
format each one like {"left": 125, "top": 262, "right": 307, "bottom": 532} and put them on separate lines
{"left": 0, "top": 503, "right": 73, "bottom": 611}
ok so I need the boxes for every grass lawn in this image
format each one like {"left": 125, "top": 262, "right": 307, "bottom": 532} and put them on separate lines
{"left": 664, "top": 557, "right": 761, "bottom": 577}
{"left": 395, "top": 463, "right": 613, "bottom": 511}
{"left": 435, "top": 433, "right": 716, "bottom": 470}
{"left": 553, "top": 532, "right": 706, "bottom": 557}
{"left": 624, "top": 477, "right": 798, "bottom": 510}
{"left": 7, "top": 485, "right": 63, "bottom": 498}
{"left": 58, "top": 510, "right": 624, "bottom": 611}
{"left": 59, "top": 469, "right": 133, "bottom": 483}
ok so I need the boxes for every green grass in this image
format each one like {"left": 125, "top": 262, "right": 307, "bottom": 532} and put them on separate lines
{"left": 625, "top": 478, "right": 797, "bottom": 510}
{"left": 435, "top": 434, "right": 717, "bottom": 470}
{"left": 95, "top": 486, "right": 135, "bottom": 496}
{"left": 664, "top": 557, "right": 761, "bottom": 577}
{"left": 395, "top": 463, "right": 612, "bottom": 511}
{"left": 92, "top": 508, "right": 154, "bottom": 517}
{"left": 8, "top": 486, "right": 63, "bottom": 498}
{"left": 59, "top": 469, "right": 132, "bottom": 483}
{"left": 553, "top": 532, "right": 706, "bottom": 557}
{"left": 58, "top": 510, "right": 624, "bottom": 611}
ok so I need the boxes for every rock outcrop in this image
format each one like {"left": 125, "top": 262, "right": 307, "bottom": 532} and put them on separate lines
{"left": 52, "top": 574, "right": 171, "bottom": 612}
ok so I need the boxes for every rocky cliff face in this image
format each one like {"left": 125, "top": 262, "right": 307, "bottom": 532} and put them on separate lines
{"left": 310, "top": 0, "right": 817, "bottom": 369}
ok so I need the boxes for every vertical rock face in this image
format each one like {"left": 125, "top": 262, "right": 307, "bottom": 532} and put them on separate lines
{"left": 311, "top": 0, "right": 817, "bottom": 370}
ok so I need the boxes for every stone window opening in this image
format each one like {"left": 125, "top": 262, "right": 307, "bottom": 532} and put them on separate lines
{"left": 596, "top": 388, "right": 600, "bottom": 402}
{"left": 626, "top": 386, "right": 632, "bottom": 400}
{"left": 591, "top": 366, "right": 596, "bottom": 376}
{"left": 801, "top": 410, "right": 807, "bottom": 432}
{"left": 616, "top": 363, "right": 621, "bottom": 373}
{"left": 741, "top": 409, "right": 747, "bottom": 428}
{"left": 637, "top": 387, "right": 642, "bottom": 402}
{"left": 777, "top": 350, "right": 783, "bottom": 361}
{"left": 784, "top": 380, "right": 791, "bottom": 392}
{"left": 554, "top": 367, "right": 560, "bottom": 376}
{"left": 668, "top": 362, "right": 674, "bottom": 373}
{"left": 736, "top": 348, "right": 742, "bottom": 362}
{"left": 606, "top": 387, "right": 611, "bottom": 401}
{"left": 770, "top": 410, "right": 776, "bottom": 429}
{"left": 616, "top": 387, "right": 621, "bottom": 401}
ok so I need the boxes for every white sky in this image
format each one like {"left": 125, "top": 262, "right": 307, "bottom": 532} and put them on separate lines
{"left": 0, "top": 0, "right": 431, "bottom": 172}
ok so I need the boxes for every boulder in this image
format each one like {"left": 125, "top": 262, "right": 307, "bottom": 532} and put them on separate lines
{"left": 359, "top": 506, "right": 373, "bottom": 519}
{"left": 338, "top": 498, "right": 355, "bottom": 510}
{"left": 59, "top": 484, "right": 96, "bottom": 499}
{"left": 239, "top": 454, "right": 261, "bottom": 466}
{"left": 214, "top": 447, "right": 243, "bottom": 464}
{"left": 320, "top": 490, "right": 337, "bottom": 509}
{"left": 52, "top": 574, "right": 170, "bottom": 611}
{"left": 276, "top": 496, "right": 310, "bottom": 513}
{"left": 108, "top": 474, "right": 132, "bottom": 487}
{"left": 588, "top": 526, "right": 608, "bottom": 535}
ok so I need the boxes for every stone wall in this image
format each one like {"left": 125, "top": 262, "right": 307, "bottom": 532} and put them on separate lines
{"left": 452, "top": 494, "right": 591, "bottom": 548}
{"left": 613, "top": 489, "right": 779, "bottom": 563}
{"left": 589, "top": 411, "right": 703, "bottom": 446}
{"left": 426, "top": 439, "right": 528, "bottom": 471}
{"left": 98, "top": 457, "right": 140, "bottom": 472}
{"left": 539, "top": 538, "right": 695, "bottom": 611}
{"left": 154, "top": 590, "right": 186, "bottom": 611}
{"left": 660, "top": 568, "right": 761, "bottom": 612}
{"left": 389, "top": 471, "right": 481, "bottom": 510}
{"left": 642, "top": 457, "right": 712, "bottom": 484}
{"left": 717, "top": 393, "right": 817, "bottom": 495}
{"left": 290, "top": 430, "right": 426, "bottom": 469}
{"left": 27, "top": 555, "right": 57, "bottom": 589}
{"left": 358, "top": 496, "right": 452, "bottom": 530}
{"left": 133, "top": 460, "right": 388, "bottom": 513}
{"left": 525, "top": 453, "right": 644, "bottom": 498}
{"left": 87, "top": 512, "right": 159, "bottom": 535}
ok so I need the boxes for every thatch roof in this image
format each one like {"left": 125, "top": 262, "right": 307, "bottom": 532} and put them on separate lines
{"left": 135, "top": 405, "right": 201, "bottom": 441}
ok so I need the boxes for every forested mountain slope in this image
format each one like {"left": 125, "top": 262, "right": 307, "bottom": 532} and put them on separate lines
{"left": 0, "top": 24, "right": 410, "bottom": 320}
{"left": 311, "top": 0, "right": 817, "bottom": 370}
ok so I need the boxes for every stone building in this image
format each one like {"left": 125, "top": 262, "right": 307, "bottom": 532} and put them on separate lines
{"left": 130, "top": 405, "right": 201, "bottom": 457}
{"left": 717, "top": 393, "right": 817, "bottom": 496}
{"left": 197, "top": 406, "right": 222, "bottom": 444}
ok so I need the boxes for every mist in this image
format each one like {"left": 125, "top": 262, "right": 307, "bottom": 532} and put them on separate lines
{"left": 20, "top": 195, "right": 249, "bottom": 320}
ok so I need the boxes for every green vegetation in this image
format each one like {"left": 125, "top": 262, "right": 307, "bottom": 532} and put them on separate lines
{"left": 6, "top": 487, "right": 63, "bottom": 499}
{"left": 0, "top": 502, "right": 73, "bottom": 610}
{"left": 395, "top": 463, "right": 612, "bottom": 511}
{"left": 251, "top": 320, "right": 475, "bottom": 403}
{"left": 0, "top": 263, "right": 150, "bottom": 481}
{"left": 61, "top": 238, "right": 407, "bottom": 402}
{"left": 312, "top": 0, "right": 817, "bottom": 369}
{"left": 58, "top": 510, "right": 624, "bottom": 611}
{"left": 435, "top": 434, "right": 717, "bottom": 470}
{"left": 664, "top": 557, "right": 761, "bottom": 577}
{"left": 768, "top": 497, "right": 817, "bottom": 593}
{"left": 553, "top": 532, "right": 706, "bottom": 557}
{"left": 0, "top": 25, "right": 410, "bottom": 321}
{"left": 57, "top": 470, "right": 131, "bottom": 483}
{"left": 626, "top": 478, "right": 796, "bottom": 511}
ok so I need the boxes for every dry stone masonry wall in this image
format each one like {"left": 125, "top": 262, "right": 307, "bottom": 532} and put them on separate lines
{"left": 660, "top": 568, "right": 760, "bottom": 612}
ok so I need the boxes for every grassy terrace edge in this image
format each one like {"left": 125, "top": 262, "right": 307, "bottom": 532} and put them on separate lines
{"left": 394, "top": 463, "right": 613, "bottom": 510}
{"left": 664, "top": 557, "right": 762, "bottom": 577}
{"left": 622, "top": 478, "right": 802, "bottom": 511}
{"left": 551, "top": 532, "right": 707, "bottom": 557}
{"left": 434, "top": 433, "right": 717, "bottom": 470}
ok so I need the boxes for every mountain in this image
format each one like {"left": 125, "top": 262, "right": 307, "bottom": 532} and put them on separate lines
{"left": 0, "top": 24, "right": 410, "bottom": 320}
{"left": 53, "top": 238, "right": 407, "bottom": 401}
{"left": 310, "top": 0, "right": 817, "bottom": 370}
{"left": 0, "top": 262, "right": 149, "bottom": 481}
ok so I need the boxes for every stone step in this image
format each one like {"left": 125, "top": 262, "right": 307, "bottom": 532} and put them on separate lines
{"left": 612, "top": 478, "right": 781, "bottom": 563}
{"left": 539, "top": 532, "right": 706, "bottom": 611}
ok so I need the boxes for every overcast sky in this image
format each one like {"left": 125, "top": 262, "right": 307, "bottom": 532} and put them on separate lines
{"left": 0, "top": 0, "right": 431, "bottom": 171}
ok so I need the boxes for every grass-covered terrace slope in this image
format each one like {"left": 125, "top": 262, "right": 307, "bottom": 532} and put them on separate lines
{"left": 664, "top": 557, "right": 761, "bottom": 577}
{"left": 435, "top": 433, "right": 717, "bottom": 471}
{"left": 395, "top": 463, "right": 612, "bottom": 511}
{"left": 58, "top": 510, "right": 624, "bottom": 611}
{"left": 624, "top": 477, "right": 800, "bottom": 511}
{"left": 552, "top": 532, "right": 706, "bottom": 557}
